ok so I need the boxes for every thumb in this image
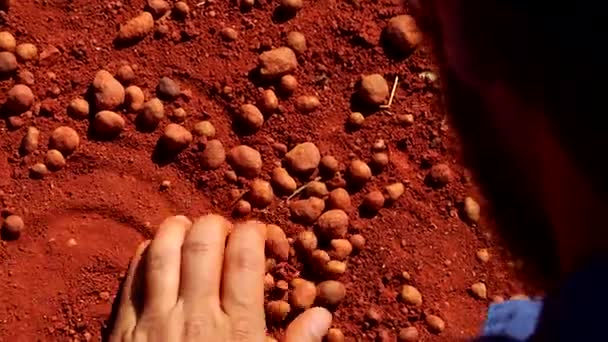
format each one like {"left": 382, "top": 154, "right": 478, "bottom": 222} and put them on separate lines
{"left": 284, "top": 307, "right": 332, "bottom": 342}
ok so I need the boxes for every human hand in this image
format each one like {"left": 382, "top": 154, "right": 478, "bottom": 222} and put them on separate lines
{"left": 109, "top": 215, "right": 332, "bottom": 342}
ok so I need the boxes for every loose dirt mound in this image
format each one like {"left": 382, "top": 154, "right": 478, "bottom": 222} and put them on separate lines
{"left": 0, "top": 0, "right": 528, "bottom": 340}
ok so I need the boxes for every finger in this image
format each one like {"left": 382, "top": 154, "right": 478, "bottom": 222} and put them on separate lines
{"left": 108, "top": 240, "right": 150, "bottom": 342}
{"left": 221, "top": 221, "right": 266, "bottom": 339}
{"left": 141, "top": 215, "right": 191, "bottom": 318}
{"left": 284, "top": 307, "right": 332, "bottom": 342}
{"left": 180, "top": 214, "right": 230, "bottom": 313}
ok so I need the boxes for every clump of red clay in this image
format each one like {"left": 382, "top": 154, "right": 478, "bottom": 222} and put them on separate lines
{"left": 0, "top": 0, "right": 531, "bottom": 340}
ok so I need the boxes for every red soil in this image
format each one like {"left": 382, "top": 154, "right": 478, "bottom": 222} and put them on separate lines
{"left": 0, "top": 0, "right": 527, "bottom": 340}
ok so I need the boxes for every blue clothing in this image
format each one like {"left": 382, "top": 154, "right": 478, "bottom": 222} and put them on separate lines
{"left": 477, "top": 258, "right": 608, "bottom": 341}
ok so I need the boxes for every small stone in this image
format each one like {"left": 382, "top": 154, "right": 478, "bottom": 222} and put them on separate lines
{"left": 326, "top": 328, "right": 345, "bottom": 342}
{"left": 20, "top": 127, "right": 39, "bottom": 155}
{"left": 362, "top": 190, "right": 385, "bottom": 212}
{"left": 317, "top": 280, "right": 346, "bottom": 306}
{"left": 68, "top": 98, "right": 90, "bottom": 119}
{"left": 359, "top": 74, "right": 389, "bottom": 106}
{"left": 0, "top": 51, "right": 17, "bottom": 73}
{"left": 280, "top": 0, "right": 303, "bottom": 13}
{"left": 476, "top": 248, "right": 490, "bottom": 263}
{"left": 173, "top": 1, "right": 189, "bottom": 17}
{"left": 295, "top": 231, "right": 317, "bottom": 252}
{"left": 220, "top": 27, "right": 238, "bottom": 41}
{"left": 228, "top": 145, "right": 262, "bottom": 178}
{"left": 470, "top": 282, "right": 487, "bottom": 299}
{"left": 30, "top": 163, "right": 48, "bottom": 179}
{"left": 463, "top": 196, "right": 480, "bottom": 223}
{"left": 45, "top": 149, "right": 66, "bottom": 171}
{"left": 385, "top": 15, "right": 422, "bottom": 55}
{"left": 320, "top": 155, "right": 340, "bottom": 174}
{"left": 265, "top": 224, "right": 289, "bottom": 260}
{"left": 347, "top": 159, "right": 372, "bottom": 185}
{"left": 290, "top": 197, "right": 325, "bottom": 223}
{"left": 158, "top": 77, "right": 181, "bottom": 99}
{"left": 289, "top": 279, "right": 317, "bottom": 310}
{"left": 285, "top": 142, "right": 320, "bottom": 174}
{"left": 371, "top": 152, "right": 389, "bottom": 169}
{"left": 0, "top": 31, "right": 16, "bottom": 52}
{"left": 160, "top": 180, "right": 171, "bottom": 189}
{"left": 161, "top": 124, "right": 192, "bottom": 153}
{"left": 138, "top": 98, "right": 164, "bottom": 130}
{"left": 234, "top": 200, "right": 252, "bottom": 217}
{"left": 92, "top": 70, "right": 125, "bottom": 110}
{"left": 259, "top": 47, "right": 298, "bottom": 79}
{"left": 295, "top": 95, "right": 320, "bottom": 113}
{"left": 193, "top": 121, "right": 216, "bottom": 137}
{"left": 329, "top": 239, "right": 352, "bottom": 260}
{"left": 66, "top": 238, "right": 78, "bottom": 247}
{"left": 99, "top": 291, "right": 111, "bottom": 301}
{"left": 324, "top": 260, "right": 346, "bottom": 278}
{"left": 6, "top": 84, "right": 34, "bottom": 114}
{"left": 385, "top": 182, "right": 405, "bottom": 202}
{"left": 7, "top": 116, "right": 23, "bottom": 129}
{"left": 366, "top": 307, "right": 382, "bottom": 324}
{"left": 305, "top": 181, "right": 328, "bottom": 198}
{"left": 236, "top": 104, "right": 264, "bottom": 132}
{"left": 400, "top": 285, "right": 422, "bottom": 306}
{"left": 426, "top": 163, "right": 453, "bottom": 188}
{"left": 264, "top": 273, "right": 275, "bottom": 291}
{"left": 327, "top": 188, "right": 351, "bottom": 211}
{"left": 266, "top": 300, "right": 291, "bottom": 322}
{"left": 15, "top": 43, "right": 38, "bottom": 61}
{"left": 271, "top": 167, "right": 297, "bottom": 193}
{"left": 286, "top": 31, "right": 306, "bottom": 54}
{"left": 125, "top": 86, "right": 145, "bottom": 112}
{"left": 279, "top": 74, "right": 298, "bottom": 94}
{"left": 258, "top": 89, "right": 279, "bottom": 113}
{"left": 349, "top": 234, "right": 365, "bottom": 251}
{"left": 147, "top": 0, "right": 170, "bottom": 16}
{"left": 170, "top": 108, "right": 187, "bottom": 123}
{"left": 317, "top": 209, "right": 349, "bottom": 239}
{"left": 201, "top": 139, "right": 226, "bottom": 169}
{"left": 116, "top": 65, "right": 135, "bottom": 84}
{"left": 425, "top": 315, "right": 445, "bottom": 334}
{"left": 348, "top": 112, "right": 365, "bottom": 127}
{"left": 398, "top": 114, "right": 414, "bottom": 126}
{"left": 2, "top": 215, "right": 24, "bottom": 239}
{"left": 398, "top": 327, "right": 419, "bottom": 342}
{"left": 248, "top": 179, "right": 274, "bottom": 208}
{"left": 49, "top": 126, "right": 80, "bottom": 155}
{"left": 16, "top": 70, "right": 35, "bottom": 85}
{"left": 94, "top": 111, "right": 125, "bottom": 138}
{"left": 401, "top": 271, "right": 411, "bottom": 281}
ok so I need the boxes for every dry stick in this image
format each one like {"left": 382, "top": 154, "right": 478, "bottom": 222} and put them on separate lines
{"left": 380, "top": 76, "right": 399, "bottom": 109}
{"left": 286, "top": 176, "right": 322, "bottom": 201}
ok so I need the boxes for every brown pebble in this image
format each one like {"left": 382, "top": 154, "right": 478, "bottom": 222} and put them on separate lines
{"left": 201, "top": 139, "right": 226, "bottom": 170}
{"left": 49, "top": 126, "right": 80, "bottom": 155}
{"left": 362, "top": 190, "right": 385, "bottom": 212}
{"left": 366, "top": 307, "right": 382, "bottom": 324}
{"left": 248, "top": 179, "right": 274, "bottom": 208}
{"left": 320, "top": 155, "right": 340, "bottom": 174}
{"left": 221, "top": 27, "right": 238, "bottom": 41}
{"left": 258, "top": 89, "right": 279, "bottom": 113}
{"left": 476, "top": 248, "right": 490, "bottom": 263}
{"left": 279, "top": 74, "right": 298, "bottom": 94}
{"left": 45, "top": 149, "right": 66, "bottom": 171}
{"left": 327, "top": 188, "right": 351, "bottom": 211}
{"left": 289, "top": 279, "right": 317, "bottom": 310}
{"left": 316, "top": 209, "right": 349, "bottom": 239}
{"left": 234, "top": 200, "right": 251, "bottom": 217}
{"left": 425, "top": 315, "right": 445, "bottom": 334}
{"left": 470, "top": 282, "right": 487, "bottom": 299}
{"left": 426, "top": 163, "right": 453, "bottom": 188}
{"left": 266, "top": 300, "right": 291, "bottom": 322}
{"left": 317, "top": 280, "right": 346, "bottom": 306}
{"left": 400, "top": 285, "right": 422, "bottom": 306}
{"left": 30, "top": 163, "right": 48, "bottom": 179}
{"left": 398, "top": 327, "right": 419, "bottom": 342}
{"left": 463, "top": 196, "right": 481, "bottom": 223}
{"left": 2, "top": 215, "right": 24, "bottom": 239}
{"left": 349, "top": 234, "right": 365, "bottom": 251}
{"left": 326, "top": 328, "right": 345, "bottom": 342}
{"left": 329, "top": 239, "right": 352, "bottom": 260}
{"left": 161, "top": 124, "right": 192, "bottom": 153}
{"left": 296, "top": 230, "right": 318, "bottom": 252}
{"left": 347, "top": 159, "right": 372, "bottom": 185}
{"left": 265, "top": 224, "right": 289, "bottom": 261}
{"left": 305, "top": 181, "right": 328, "bottom": 198}
{"left": 290, "top": 197, "right": 325, "bottom": 223}
{"left": 385, "top": 182, "right": 405, "bottom": 202}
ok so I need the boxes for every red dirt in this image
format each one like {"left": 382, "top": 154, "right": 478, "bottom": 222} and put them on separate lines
{"left": 0, "top": 0, "right": 529, "bottom": 341}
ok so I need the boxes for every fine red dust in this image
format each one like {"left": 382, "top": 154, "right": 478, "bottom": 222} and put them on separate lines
{"left": 0, "top": 0, "right": 528, "bottom": 341}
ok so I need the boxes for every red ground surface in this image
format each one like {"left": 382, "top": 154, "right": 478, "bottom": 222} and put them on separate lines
{"left": 0, "top": 0, "right": 528, "bottom": 341}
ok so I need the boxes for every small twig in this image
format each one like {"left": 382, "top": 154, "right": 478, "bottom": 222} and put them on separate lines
{"left": 229, "top": 191, "right": 246, "bottom": 207}
{"left": 286, "top": 177, "right": 321, "bottom": 201}
{"left": 379, "top": 76, "right": 399, "bottom": 109}
{"left": 196, "top": 0, "right": 207, "bottom": 6}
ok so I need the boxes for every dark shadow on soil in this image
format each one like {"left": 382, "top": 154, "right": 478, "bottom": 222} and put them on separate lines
{"left": 271, "top": 6, "right": 297, "bottom": 24}
{"left": 380, "top": 31, "right": 414, "bottom": 61}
